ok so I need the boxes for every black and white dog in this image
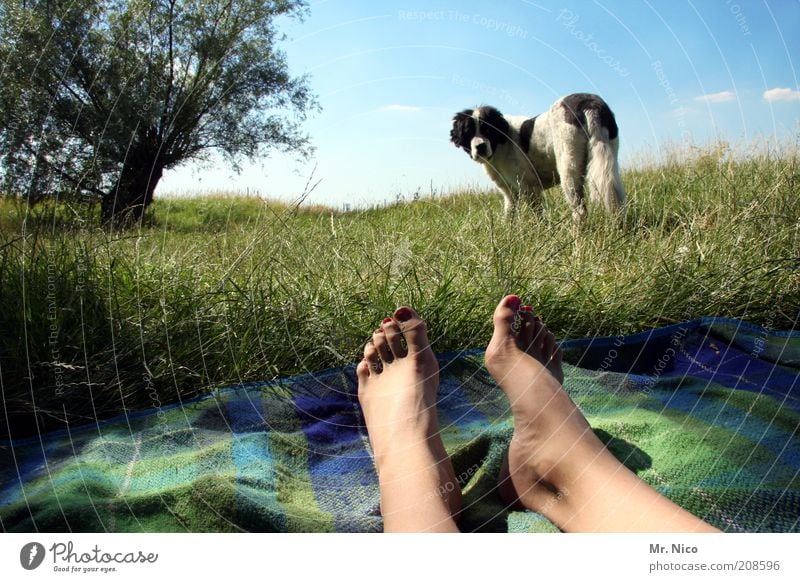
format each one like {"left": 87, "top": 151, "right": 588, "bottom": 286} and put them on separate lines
{"left": 450, "top": 93, "right": 626, "bottom": 220}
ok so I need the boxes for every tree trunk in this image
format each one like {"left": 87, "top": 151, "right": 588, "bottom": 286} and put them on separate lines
{"left": 102, "top": 160, "right": 163, "bottom": 228}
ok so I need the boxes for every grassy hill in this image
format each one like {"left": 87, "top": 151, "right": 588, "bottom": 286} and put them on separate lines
{"left": 1, "top": 144, "right": 798, "bottom": 438}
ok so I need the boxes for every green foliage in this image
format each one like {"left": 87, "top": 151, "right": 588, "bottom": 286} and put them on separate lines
{"left": 1, "top": 145, "right": 798, "bottom": 438}
{"left": 0, "top": 0, "right": 316, "bottom": 222}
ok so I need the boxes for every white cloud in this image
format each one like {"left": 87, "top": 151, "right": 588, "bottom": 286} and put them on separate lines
{"left": 763, "top": 87, "right": 800, "bottom": 102}
{"left": 380, "top": 104, "right": 422, "bottom": 113}
{"left": 694, "top": 91, "right": 735, "bottom": 103}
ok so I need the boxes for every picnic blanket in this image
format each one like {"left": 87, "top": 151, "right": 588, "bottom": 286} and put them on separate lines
{"left": 1, "top": 317, "right": 798, "bottom": 532}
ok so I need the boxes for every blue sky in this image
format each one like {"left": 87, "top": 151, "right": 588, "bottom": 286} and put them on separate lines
{"left": 158, "top": 0, "right": 800, "bottom": 208}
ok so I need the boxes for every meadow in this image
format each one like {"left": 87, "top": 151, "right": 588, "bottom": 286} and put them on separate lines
{"left": 1, "top": 142, "right": 798, "bottom": 439}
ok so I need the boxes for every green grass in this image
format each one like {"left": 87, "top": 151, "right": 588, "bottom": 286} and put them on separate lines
{"left": 1, "top": 143, "right": 799, "bottom": 438}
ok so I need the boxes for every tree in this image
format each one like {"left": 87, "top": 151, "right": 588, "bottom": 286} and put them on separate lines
{"left": 0, "top": 0, "right": 316, "bottom": 226}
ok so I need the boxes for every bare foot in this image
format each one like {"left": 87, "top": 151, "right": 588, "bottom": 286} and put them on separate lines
{"left": 485, "top": 295, "right": 591, "bottom": 518}
{"left": 485, "top": 295, "right": 718, "bottom": 532}
{"left": 357, "top": 306, "right": 460, "bottom": 532}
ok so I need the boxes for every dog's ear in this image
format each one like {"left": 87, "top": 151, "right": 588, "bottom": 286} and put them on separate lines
{"left": 450, "top": 109, "right": 474, "bottom": 151}
{"left": 494, "top": 113, "right": 510, "bottom": 137}
{"left": 481, "top": 107, "right": 510, "bottom": 141}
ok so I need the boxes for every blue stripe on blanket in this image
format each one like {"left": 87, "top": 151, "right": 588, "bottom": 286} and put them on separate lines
{"left": 437, "top": 370, "right": 491, "bottom": 432}
{"left": 567, "top": 318, "right": 799, "bottom": 412}
{"left": 294, "top": 368, "right": 379, "bottom": 532}
{"left": 226, "top": 392, "right": 288, "bottom": 531}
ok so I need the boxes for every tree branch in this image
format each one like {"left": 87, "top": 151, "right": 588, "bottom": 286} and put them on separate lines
{"left": 159, "top": 0, "right": 177, "bottom": 142}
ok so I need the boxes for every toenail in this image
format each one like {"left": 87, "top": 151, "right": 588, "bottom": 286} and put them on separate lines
{"left": 505, "top": 295, "right": 521, "bottom": 310}
{"left": 382, "top": 317, "right": 393, "bottom": 324}
{"left": 394, "top": 307, "right": 413, "bottom": 322}
{"left": 521, "top": 305, "right": 533, "bottom": 312}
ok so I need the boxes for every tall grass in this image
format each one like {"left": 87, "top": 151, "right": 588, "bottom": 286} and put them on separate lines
{"left": 1, "top": 143, "right": 798, "bottom": 438}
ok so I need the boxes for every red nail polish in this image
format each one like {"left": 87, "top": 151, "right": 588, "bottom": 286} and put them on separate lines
{"left": 394, "top": 307, "right": 413, "bottom": 322}
{"left": 521, "top": 305, "right": 533, "bottom": 312}
{"left": 505, "top": 295, "right": 521, "bottom": 310}
{"left": 382, "top": 317, "right": 393, "bottom": 324}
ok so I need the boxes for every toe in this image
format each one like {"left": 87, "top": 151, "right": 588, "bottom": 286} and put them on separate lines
{"left": 382, "top": 316, "right": 407, "bottom": 359}
{"left": 549, "top": 343, "right": 564, "bottom": 382}
{"left": 393, "top": 306, "right": 431, "bottom": 356}
{"left": 531, "top": 319, "right": 546, "bottom": 353}
{"left": 542, "top": 330, "right": 556, "bottom": 361}
{"left": 363, "top": 342, "right": 382, "bottom": 374}
{"left": 519, "top": 308, "right": 536, "bottom": 350}
{"left": 356, "top": 358, "right": 371, "bottom": 392}
{"left": 373, "top": 327, "right": 394, "bottom": 364}
{"left": 486, "top": 295, "right": 525, "bottom": 369}
{"left": 491, "top": 294, "right": 523, "bottom": 341}
{"left": 551, "top": 345, "right": 563, "bottom": 367}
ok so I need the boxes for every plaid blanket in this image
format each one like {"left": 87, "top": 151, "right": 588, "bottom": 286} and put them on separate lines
{"left": 1, "top": 318, "right": 798, "bottom": 532}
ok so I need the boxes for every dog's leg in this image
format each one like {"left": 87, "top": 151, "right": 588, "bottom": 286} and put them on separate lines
{"left": 484, "top": 164, "right": 518, "bottom": 218}
{"left": 501, "top": 187, "right": 516, "bottom": 217}
{"left": 554, "top": 131, "right": 588, "bottom": 222}
{"left": 501, "top": 178, "right": 522, "bottom": 218}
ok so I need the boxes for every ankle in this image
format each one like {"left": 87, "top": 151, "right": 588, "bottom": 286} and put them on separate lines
{"left": 373, "top": 433, "right": 440, "bottom": 472}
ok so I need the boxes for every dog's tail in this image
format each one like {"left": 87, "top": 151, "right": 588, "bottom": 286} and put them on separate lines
{"left": 585, "top": 109, "right": 626, "bottom": 215}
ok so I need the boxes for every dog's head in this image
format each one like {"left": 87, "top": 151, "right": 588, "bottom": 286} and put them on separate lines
{"left": 450, "top": 106, "right": 511, "bottom": 162}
